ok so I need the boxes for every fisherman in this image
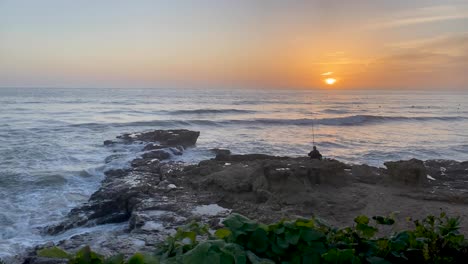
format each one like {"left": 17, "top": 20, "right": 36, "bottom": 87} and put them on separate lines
{"left": 308, "top": 146, "right": 322, "bottom": 160}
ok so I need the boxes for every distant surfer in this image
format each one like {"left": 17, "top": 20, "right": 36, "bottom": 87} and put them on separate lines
{"left": 308, "top": 146, "right": 322, "bottom": 160}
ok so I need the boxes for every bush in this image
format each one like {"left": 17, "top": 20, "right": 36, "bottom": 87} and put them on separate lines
{"left": 37, "top": 212, "right": 468, "bottom": 263}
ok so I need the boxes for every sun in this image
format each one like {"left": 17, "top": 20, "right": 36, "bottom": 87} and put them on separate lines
{"left": 324, "top": 78, "right": 337, "bottom": 85}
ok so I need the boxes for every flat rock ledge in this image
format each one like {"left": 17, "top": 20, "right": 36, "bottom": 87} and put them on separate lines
{"left": 18, "top": 130, "right": 468, "bottom": 263}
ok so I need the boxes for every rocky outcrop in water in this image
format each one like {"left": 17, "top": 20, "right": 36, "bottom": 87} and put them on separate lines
{"left": 116, "top": 129, "right": 200, "bottom": 147}
{"left": 46, "top": 130, "right": 201, "bottom": 235}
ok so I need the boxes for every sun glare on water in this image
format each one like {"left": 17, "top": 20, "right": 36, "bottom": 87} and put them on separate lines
{"left": 325, "top": 78, "right": 336, "bottom": 85}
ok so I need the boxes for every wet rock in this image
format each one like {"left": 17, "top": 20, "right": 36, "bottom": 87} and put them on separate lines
{"left": 141, "top": 150, "right": 171, "bottom": 160}
{"left": 104, "top": 154, "right": 125, "bottom": 164}
{"left": 118, "top": 129, "right": 200, "bottom": 147}
{"left": 104, "top": 169, "right": 130, "bottom": 178}
{"left": 210, "top": 148, "right": 231, "bottom": 156}
{"left": 46, "top": 168, "right": 162, "bottom": 235}
{"left": 384, "top": 159, "right": 427, "bottom": 186}
{"left": 215, "top": 153, "right": 288, "bottom": 162}
{"left": 210, "top": 148, "right": 231, "bottom": 159}
{"left": 103, "top": 140, "right": 116, "bottom": 146}
{"left": 169, "top": 147, "right": 183, "bottom": 156}
{"left": 143, "top": 143, "right": 165, "bottom": 151}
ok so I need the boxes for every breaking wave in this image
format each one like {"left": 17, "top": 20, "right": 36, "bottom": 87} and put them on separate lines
{"left": 167, "top": 109, "right": 255, "bottom": 115}
{"left": 70, "top": 115, "right": 466, "bottom": 129}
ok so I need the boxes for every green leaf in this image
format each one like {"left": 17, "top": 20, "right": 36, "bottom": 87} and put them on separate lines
{"left": 180, "top": 231, "right": 197, "bottom": 243}
{"left": 390, "top": 231, "right": 410, "bottom": 252}
{"left": 305, "top": 241, "right": 327, "bottom": 255}
{"left": 223, "top": 214, "right": 256, "bottom": 230}
{"left": 127, "top": 253, "right": 145, "bottom": 264}
{"left": 246, "top": 251, "right": 275, "bottom": 264}
{"left": 300, "top": 229, "right": 324, "bottom": 242}
{"left": 322, "top": 248, "right": 360, "bottom": 264}
{"left": 354, "top": 215, "right": 370, "bottom": 225}
{"left": 276, "top": 236, "right": 289, "bottom": 249}
{"left": 272, "top": 226, "right": 285, "bottom": 235}
{"left": 302, "top": 252, "right": 321, "bottom": 264}
{"left": 295, "top": 219, "right": 315, "bottom": 228}
{"left": 285, "top": 230, "right": 301, "bottom": 245}
{"left": 70, "top": 246, "right": 104, "bottom": 264}
{"left": 356, "top": 223, "right": 378, "bottom": 238}
{"left": 270, "top": 243, "right": 285, "bottom": 255}
{"left": 372, "top": 216, "right": 395, "bottom": 226}
{"left": 366, "top": 256, "right": 392, "bottom": 264}
{"left": 140, "top": 254, "right": 161, "bottom": 264}
{"left": 104, "top": 254, "right": 124, "bottom": 264}
{"left": 37, "top": 247, "right": 70, "bottom": 259}
{"left": 219, "top": 243, "right": 247, "bottom": 264}
{"left": 247, "top": 228, "right": 269, "bottom": 253}
{"left": 216, "top": 228, "right": 232, "bottom": 239}
{"left": 182, "top": 242, "right": 221, "bottom": 264}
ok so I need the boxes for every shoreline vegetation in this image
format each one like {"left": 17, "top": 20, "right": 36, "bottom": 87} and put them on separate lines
{"left": 13, "top": 129, "right": 468, "bottom": 263}
{"left": 33, "top": 212, "right": 468, "bottom": 263}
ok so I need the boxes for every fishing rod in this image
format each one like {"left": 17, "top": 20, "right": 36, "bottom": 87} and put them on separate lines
{"left": 312, "top": 117, "right": 315, "bottom": 146}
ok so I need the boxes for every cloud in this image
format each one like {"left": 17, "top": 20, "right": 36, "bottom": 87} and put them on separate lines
{"left": 364, "top": 31, "right": 468, "bottom": 85}
{"left": 388, "top": 33, "right": 468, "bottom": 58}
{"left": 321, "top": 72, "right": 333, "bottom": 76}
{"left": 370, "top": 5, "right": 468, "bottom": 29}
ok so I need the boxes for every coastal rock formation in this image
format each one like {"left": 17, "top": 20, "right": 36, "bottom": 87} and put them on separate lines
{"left": 25, "top": 130, "right": 468, "bottom": 263}
{"left": 141, "top": 149, "right": 171, "bottom": 160}
{"left": 384, "top": 159, "right": 427, "bottom": 186}
{"left": 116, "top": 129, "right": 200, "bottom": 147}
{"left": 47, "top": 130, "right": 200, "bottom": 235}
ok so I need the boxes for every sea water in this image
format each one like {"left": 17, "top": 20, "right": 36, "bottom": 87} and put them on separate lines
{"left": 1, "top": 87, "right": 467, "bottom": 257}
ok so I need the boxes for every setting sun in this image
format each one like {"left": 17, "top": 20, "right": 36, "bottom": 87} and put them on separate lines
{"left": 325, "top": 78, "right": 337, "bottom": 85}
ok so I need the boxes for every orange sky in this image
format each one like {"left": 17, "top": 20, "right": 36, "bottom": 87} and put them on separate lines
{"left": 1, "top": 1, "right": 467, "bottom": 89}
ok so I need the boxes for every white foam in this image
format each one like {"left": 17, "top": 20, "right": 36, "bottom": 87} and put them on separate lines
{"left": 141, "top": 221, "right": 164, "bottom": 231}
{"left": 192, "top": 204, "right": 231, "bottom": 216}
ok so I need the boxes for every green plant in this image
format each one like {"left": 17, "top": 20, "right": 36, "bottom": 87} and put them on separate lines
{"left": 36, "top": 212, "right": 468, "bottom": 264}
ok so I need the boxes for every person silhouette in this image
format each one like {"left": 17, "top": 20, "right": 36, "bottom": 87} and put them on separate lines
{"left": 308, "top": 146, "right": 322, "bottom": 160}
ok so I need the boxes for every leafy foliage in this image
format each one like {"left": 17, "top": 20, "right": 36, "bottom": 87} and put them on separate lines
{"left": 37, "top": 212, "right": 468, "bottom": 263}
{"left": 37, "top": 246, "right": 70, "bottom": 259}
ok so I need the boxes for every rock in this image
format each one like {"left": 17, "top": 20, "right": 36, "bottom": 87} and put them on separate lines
{"left": 23, "top": 257, "right": 68, "bottom": 264}
{"left": 351, "top": 164, "right": 384, "bottom": 184}
{"left": 210, "top": 148, "right": 231, "bottom": 159}
{"left": 384, "top": 159, "right": 427, "bottom": 186}
{"left": 169, "top": 147, "right": 183, "bottom": 156}
{"left": 143, "top": 143, "right": 165, "bottom": 151}
{"left": 103, "top": 140, "right": 115, "bottom": 146}
{"left": 141, "top": 150, "right": 171, "bottom": 160}
{"left": 33, "top": 130, "right": 468, "bottom": 263}
{"left": 185, "top": 156, "right": 350, "bottom": 203}
{"left": 193, "top": 163, "right": 256, "bottom": 192}
{"left": 118, "top": 129, "right": 200, "bottom": 147}
{"left": 46, "top": 168, "right": 162, "bottom": 235}
{"left": 215, "top": 154, "right": 288, "bottom": 162}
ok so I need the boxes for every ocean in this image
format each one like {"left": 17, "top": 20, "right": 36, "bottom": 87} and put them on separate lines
{"left": 0, "top": 87, "right": 467, "bottom": 257}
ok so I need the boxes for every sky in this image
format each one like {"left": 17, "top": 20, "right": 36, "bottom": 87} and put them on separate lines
{"left": 1, "top": 0, "right": 468, "bottom": 89}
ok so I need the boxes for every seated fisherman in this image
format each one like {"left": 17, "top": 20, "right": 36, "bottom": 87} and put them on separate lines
{"left": 308, "top": 146, "right": 322, "bottom": 160}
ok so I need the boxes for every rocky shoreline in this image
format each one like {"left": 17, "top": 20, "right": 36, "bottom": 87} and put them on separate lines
{"left": 17, "top": 129, "right": 468, "bottom": 263}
